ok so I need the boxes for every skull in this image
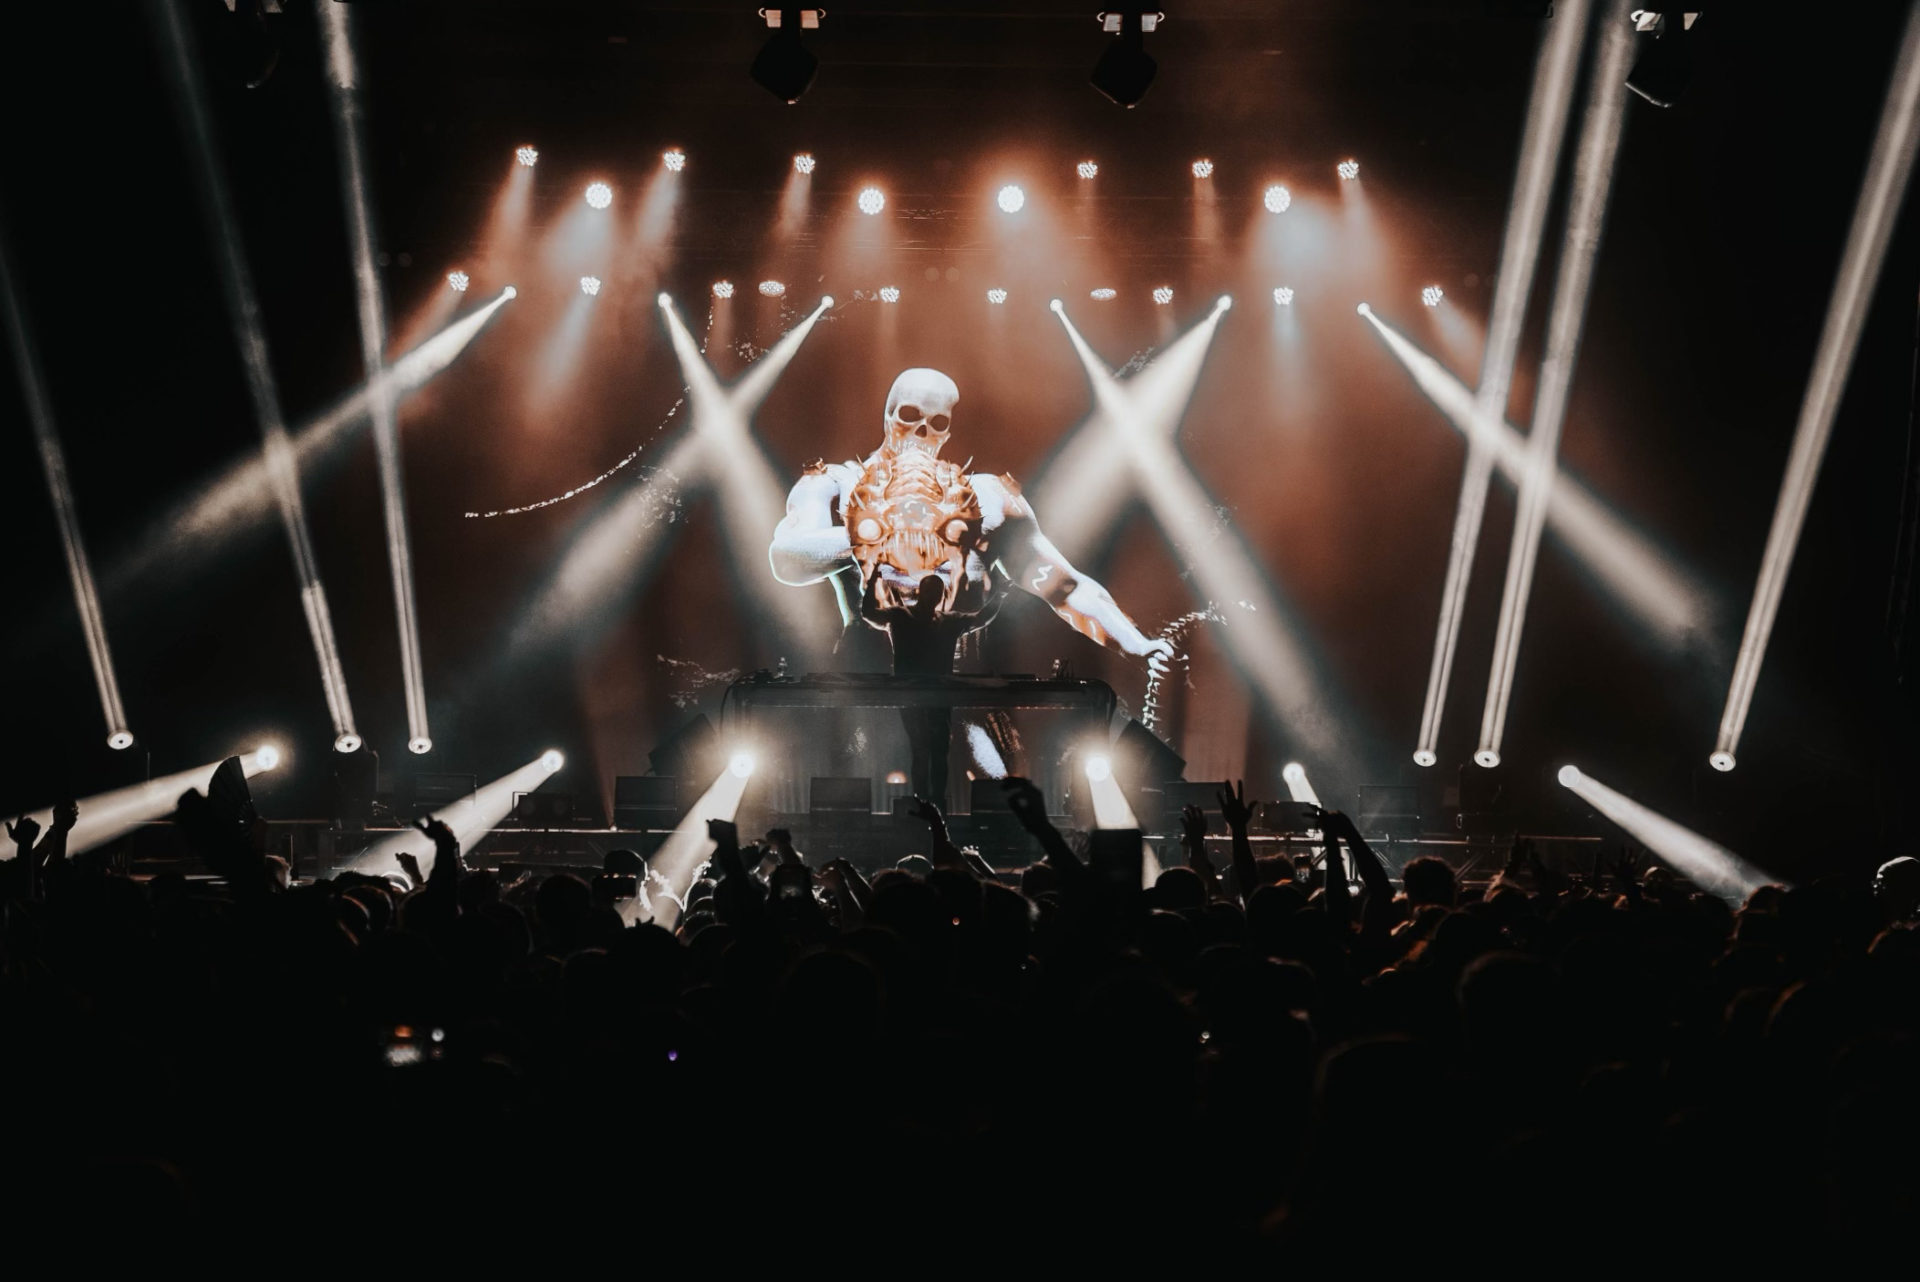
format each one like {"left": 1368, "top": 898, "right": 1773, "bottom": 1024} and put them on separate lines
{"left": 882, "top": 367, "right": 958, "bottom": 458}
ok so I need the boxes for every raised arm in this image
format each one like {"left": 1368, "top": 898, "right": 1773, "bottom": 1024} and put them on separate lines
{"left": 974, "top": 473, "right": 1171, "bottom": 665}
{"left": 769, "top": 464, "right": 856, "bottom": 586}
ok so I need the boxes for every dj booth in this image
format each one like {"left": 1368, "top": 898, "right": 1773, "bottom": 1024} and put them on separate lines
{"left": 720, "top": 671, "right": 1119, "bottom": 818}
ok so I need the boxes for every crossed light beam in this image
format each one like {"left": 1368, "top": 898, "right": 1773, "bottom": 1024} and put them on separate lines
{"left": 506, "top": 296, "right": 836, "bottom": 661}
{"left": 1359, "top": 309, "right": 1708, "bottom": 653}
{"left": 1413, "top": 0, "right": 1593, "bottom": 769}
{"left": 322, "top": 5, "right": 433, "bottom": 755}
{"left": 151, "top": 0, "right": 359, "bottom": 752}
{"left": 1047, "top": 299, "right": 1365, "bottom": 784}
{"left": 1558, "top": 764, "right": 1777, "bottom": 902}
{"left": 105, "top": 290, "right": 513, "bottom": 596}
{"left": 1712, "top": 0, "right": 1920, "bottom": 772}
{"left": 348, "top": 750, "right": 564, "bottom": 881}
{"left": 7, "top": 748, "right": 279, "bottom": 860}
{"left": 1, "top": 224, "right": 132, "bottom": 751}
{"left": 1475, "top": 1, "right": 1638, "bottom": 768}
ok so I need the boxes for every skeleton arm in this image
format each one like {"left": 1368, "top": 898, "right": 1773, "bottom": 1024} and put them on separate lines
{"left": 769, "top": 467, "right": 856, "bottom": 586}
{"left": 975, "top": 474, "right": 1171, "bottom": 663}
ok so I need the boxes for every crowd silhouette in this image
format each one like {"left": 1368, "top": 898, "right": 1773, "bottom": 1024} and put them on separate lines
{"left": 4, "top": 764, "right": 1918, "bottom": 1260}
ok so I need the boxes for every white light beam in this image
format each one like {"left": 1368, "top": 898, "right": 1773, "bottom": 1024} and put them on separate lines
{"left": 1558, "top": 764, "right": 1778, "bottom": 902}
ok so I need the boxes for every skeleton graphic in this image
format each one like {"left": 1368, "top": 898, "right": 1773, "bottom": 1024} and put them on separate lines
{"left": 770, "top": 367, "right": 1173, "bottom": 670}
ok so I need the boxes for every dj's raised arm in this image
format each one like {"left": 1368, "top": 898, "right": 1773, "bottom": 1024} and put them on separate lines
{"left": 769, "top": 461, "right": 856, "bottom": 587}
{"left": 972, "top": 473, "right": 1174, "bottom": 672}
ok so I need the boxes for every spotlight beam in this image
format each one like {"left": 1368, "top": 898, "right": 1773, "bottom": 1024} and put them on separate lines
{"left": 1282, "top": 762, "right": 1322, "bottom": 808}
{"left": 1360, "top": 308, "right": 1707, "bottom": 648}
{"left": 151, "top": 0, "right": 358, "bottom": 749}
{"left": 1415, "top": 0, "right": 1593, "bottom": 767}
{"left": 1, "top": 226, "right": 131, "bottom": 749}
{"left": 7, "top": 751, "right": 276, "bottom": 860}
{"left": 658, "top": 295, "right": 838, "bottom": 657}
{"left": 1052, "top": 304, "right": 1364, "bottom": 781}
{"left": 1477, "top": 2, "right": 1637, "bottom": 767}
{"left": 322, "top": 4, "right": 431, "bottom": 752}
{"left": 105, "top": 291, "right": 512, "bottom": 595}
{"left": 635, "top": 762, "right": 752, "bottom": 931}
{"left": 1713, "top": 1, "right": 1920, "bottom": 771}
{"left": 1558, "top": 764, "right": 1778, "bottom": 902}
{"left": 349, "top": 753, "right": 560, "bottom": 880}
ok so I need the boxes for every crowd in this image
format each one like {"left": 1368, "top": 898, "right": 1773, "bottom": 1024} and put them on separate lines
{"left": 3, "top": 761, "right": 1917, "bottom": 1260}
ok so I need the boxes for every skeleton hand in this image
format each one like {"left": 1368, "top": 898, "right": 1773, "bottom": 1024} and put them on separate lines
{"left": 1143, "top": 637, "right": 1176, "bottom": 678}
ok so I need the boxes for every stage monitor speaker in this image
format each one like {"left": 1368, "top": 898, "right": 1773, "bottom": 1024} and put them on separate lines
{"left": 1113, "top": 718, "right": 1185, "bottom": 784}
{"left": 1357, "top": 785, "right": 1420, "bottom": 839}
{"left": 969, "top": 777, "right": 1011, "bottom": 812}
{"left": 613, "top": 775, "right": 679, "bottom": 829}
{"left": 810, "top": 776, "right": 871, "bottom": 814}
{"left": 514, "top": 791, "right": 573, "bottom": 827}
{"left": 413, "top": 772, "right": 476, "bottom": 813}
{"left": 649, "top": 715, "right": 720, "bottom": 782}
{"left": 1163, "top": 780, "right": 1228, "bottom": 816}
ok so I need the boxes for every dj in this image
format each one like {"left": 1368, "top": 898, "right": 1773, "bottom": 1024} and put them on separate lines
{"left": 769, "top": 367, "right": 1172, "bottom": 804}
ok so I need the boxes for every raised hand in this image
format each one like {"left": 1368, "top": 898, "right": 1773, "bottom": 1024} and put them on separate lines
{"left": 707, "top": 818, "right": 739, "bottom": 852}
{"left": 1001, "top": 777, "right": 1048, "bottom": 830}
{"left": 1180, "top": 804, "right": 1208, "bottom": 849}
{"left": 51, "top": 800, "right": 78, "bottom": 833}
{"left": 1217, "top": 780, "right": 1257, "bottom": 834}
{"left": 907, "top": 796, "right": 947, "bottom": 831}
{"left": 7, "top": 815, "right": 42, "bottom": 850}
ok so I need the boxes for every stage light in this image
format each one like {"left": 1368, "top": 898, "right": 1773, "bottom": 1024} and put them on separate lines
{"left": 1626, "top": 9, "right": 1699, "bottom": 108}
{"left": 1153, "top": 286, "right": 1173, "bottom": 305}
{"left": 253, "top": 743, "right": 281, "bottom": 771}
{"left": 1709, "top": 751, "right": 1735, "bottom": 773}
{"left": 335, "top": 733, "right": 362, "bottom": 754}
{"left": 662, "top": 148, "right": 686, "bottom": 172}
{"left": 1282, "top": 761, "right": 1323, "bottom": 808}
{"left": 1091, "top": 10, "right": 1160, "bottom": 108}
{"left": 793, "top": 152, "right": 816, "bottom": 174}
{"left": 713, "top": 280, "right": 734, "bottom": 299}
{"left": 503, "top": 285, "right": 517, "bottom": 299}
{"left": 1274, "top": 286, "right": 1294, "bottom": 305}
{"left": 752, "top": 6, "right": 822, "bottom": 104}
{"left": 1049, "top": 298, "right": 1064, "bottom": 312}
{"left": 585, "top": 181, "right": 612, "bottom": 209}
{"left": 998, "top": 184, "right": 1026, "bottom": 213}
{"left": 1084, "top": 753, "right": 1113, "bottom": 782}
{"left": 878, "top": 286, "right": 900, "bottom": 302}
{"left": 351, "top": 753, "right": 562, "bottom": 883}
{"left": 1191, "top": 159, "right": 1214, "bottom": 178}
{"left": 987, "top": 288, "right": 1008, "bottom": 304}
{"left": 1407, "top": 0, "right": 1589, "bottom": 772}
{"left": 447, "top": 270, "right": 469, "bottom": 292}
{"left": 1338, "top": 159, "right": 1360, "bottom": 180}
{"left": 658, "top": 292, "right": 673, "bottom": 308}
{"left": 1474, "top": 749, "right": 1501, "bottom": 768}
{"left": 1413, "top": 749, "right": 1437, "bottom": 768}
{"left": 1078, "top": 160, "right": 1099, "bottom": 179}
{"left": 1217, "top": 294, "right": 1233, "bottom": 311}
{"left": 759, "top": 280, "right": 785, "bottom": 297}
{"left": 516, "top": 145, "right": 538, "bottom": 167}
{"left": 857, "top": 185, "right": 885, "bottom": 215}
{"left": 11, "top": 752, "right": 277, "bottom": 861}
{"left": 1264, "top": 184, "right": 1292, "bottom": 212}
{"left": 108, "top": 731, "right": 134, "bottom": 751}
{"left": 542, "top": 749, "right": 565, "bottom": 773}
{"left": 1557, "top": 761, "right": 1778, "bottom": 900}
{"left": 1091, "top": 287, "right": 1116, "bottom": 300}
{"left": 1713, "top": 2, "right": 1920, "bottom": 774}
{"left": 820, "top": 294, "right": 834, "bottom": 308}
{"left": 1476, "top": 11, "right": 1637, "bottom": 770}
{"left": 580, "top": 275, "right": 601, "bottom": 296}
{"left": 729, "top": 750, "right": 757, "bottom": 779}
{"left": 408, "top": 736, "right": 432, "bottom": 755}
{"left": 1357, "top": 301, "right": 1371, "bottom": 315}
